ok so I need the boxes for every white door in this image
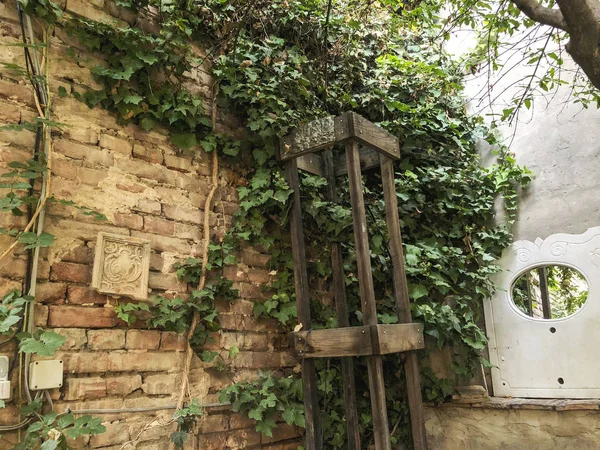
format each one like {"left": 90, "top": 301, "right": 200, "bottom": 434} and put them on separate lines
{"left": 485, "top": 227, "right": 600, "bottom": 398}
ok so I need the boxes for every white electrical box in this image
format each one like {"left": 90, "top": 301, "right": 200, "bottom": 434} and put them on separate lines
{"left": 0, "top": 356, "right": 10, "bottom": 400}
{"left": 29, "top": 360, "right": 64, "bottom": 390}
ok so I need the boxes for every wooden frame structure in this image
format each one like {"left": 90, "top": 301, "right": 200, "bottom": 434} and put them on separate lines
{"left": 280, "top": 112, "right": 428, "bottom": 450}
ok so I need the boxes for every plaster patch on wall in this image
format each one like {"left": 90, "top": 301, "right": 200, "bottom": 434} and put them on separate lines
{"left": 92, "top": 232, "right": 151, "bottom": 300}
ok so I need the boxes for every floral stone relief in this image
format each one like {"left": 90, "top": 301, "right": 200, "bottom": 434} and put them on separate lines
{"left": 91, "top": 232, "right": 151, "bottom": 301}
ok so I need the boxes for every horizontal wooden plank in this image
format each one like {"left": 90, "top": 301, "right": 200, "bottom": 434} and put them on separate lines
{"left": 371, "top": 323, "right": 424, "bottom": 355}
{"left": 291, "top": 326, "right": 373, "bottom": 358}
{"left": 279, "top": 115, "right": 350, "bottom": 161}
{"left": 296, "top": 146, "right": 381, "bottom": 177}
{"left": 347, "top": 112, "right": 400, "bottom": 160}
{"left": 291, "top": 323, "right": 423, "bottom": 358}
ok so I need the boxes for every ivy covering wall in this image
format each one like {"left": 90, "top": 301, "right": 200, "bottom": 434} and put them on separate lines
{"left": 1, "top": 0, "right": 532, "bottom": 448}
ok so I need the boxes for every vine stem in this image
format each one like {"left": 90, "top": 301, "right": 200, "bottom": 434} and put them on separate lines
{"left": 0, "top": 26, "right": 53, "bottom": 265}
{"left": 168, "top": 85, "right": 220, "bottom": 450}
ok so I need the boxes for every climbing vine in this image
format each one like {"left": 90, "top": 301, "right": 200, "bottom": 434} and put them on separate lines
{"left": 0, "top": 0, "right": 535, "bottom": 448}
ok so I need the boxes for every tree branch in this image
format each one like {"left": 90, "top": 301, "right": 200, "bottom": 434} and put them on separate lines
{"left": 511, "top": 0, "right": 568, "bottom": 31}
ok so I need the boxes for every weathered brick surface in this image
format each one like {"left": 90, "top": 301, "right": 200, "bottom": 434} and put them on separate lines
{"left": 88, "top": 329, "right": 126, "bottom": 350}
{"left": 48, "top": 305, "right": 117, "bottom": 328}
{"left": 126, "top": 330, "right": 161, "bottom": 350}
{"left": 65, "top": 377, "right": 107, "bottom": 400}
{"left": 0, "top": 3, "right": 293, "bottom": 446}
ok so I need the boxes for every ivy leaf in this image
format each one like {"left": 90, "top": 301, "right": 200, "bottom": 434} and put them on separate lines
{"left": 255, "top": 418, "right": 277, "bottom": 437}
{"left": 17, "top": 232, "right": 55, "bottom": 250}
{"left": 171, "top": 132, "right": 197, "bottom": 149}
{"left": 123, "top": 94, "right": 143, "bottom": 105}
{"left": 408, "top": 284, "right": 428, "bottom": 300}
{"left": 229, "top": 345, "right": 239, "bottom": 359}
{"left": 41, "top": 440, "right": 60, "bottom": 450}
{"left": 18, "top": 330, "right": 65, "bottom": 356}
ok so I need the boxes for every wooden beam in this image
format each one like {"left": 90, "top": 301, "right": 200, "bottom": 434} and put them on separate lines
{"left": 291, "top": 326, "right": 373, "bottom": 358}
{"left": 371, "top": 323, "right": 424, "bottom": 355}
{"left": 380, "top": 154, "right": 428, "bottom": 450}
{"left": 347, "top": 140, "right": 392, "bottom": 450}
{"left": 296, "top": 147, "right": 382, "bottom": 177}
{"left": 345, "top": 112, "right": 400, "bottom": 160}
{"left": 285, "top": 159, "right": 322, "bottom": 450}
{"left": 323, "top": 150, "right": 361, "bottom": 450}
{"left": 280, "top": 112, "right": 400, "bottom": 162}
{"left": 280, "top": 115, "right": 349, "bottom": 161}
{"left": 290, "top": 324, "right": 424, "bottom": 358}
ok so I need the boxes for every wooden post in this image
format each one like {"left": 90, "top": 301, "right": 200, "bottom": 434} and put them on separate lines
{"left": 285, "top": 159, "right": 322, "bottom": 450}
{"left": 538, "top": 267, "right": 551, "bottom": 319}
{"left": 323, "top": 150, "right": 361, "bottom": 450}
{"left": 380, "top": 155, "right": 428, "bottom": 450}
{"left": 346, "top": 140, "right": 392, "bottom": 450}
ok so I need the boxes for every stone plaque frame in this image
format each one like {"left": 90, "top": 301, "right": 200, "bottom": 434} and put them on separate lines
{"left": 91, "top": 232, "right": 151, "bottom": 301}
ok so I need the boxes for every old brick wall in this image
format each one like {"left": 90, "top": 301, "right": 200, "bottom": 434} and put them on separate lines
{"left": 0, "top": 0, "right": 301, "bottom": 448}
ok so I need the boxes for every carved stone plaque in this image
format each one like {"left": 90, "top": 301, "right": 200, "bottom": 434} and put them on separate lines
{"left": 91, "top": 232, "right": 151, "bottom": 301}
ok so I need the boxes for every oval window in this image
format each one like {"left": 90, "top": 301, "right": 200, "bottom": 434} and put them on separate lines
{"left": 511, "top": 265, "right": 588, "bottom": 320}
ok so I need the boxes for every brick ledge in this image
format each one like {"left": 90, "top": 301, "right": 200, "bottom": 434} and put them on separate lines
{"left": 427, "top": 397, "right": 600, "bottom": 411}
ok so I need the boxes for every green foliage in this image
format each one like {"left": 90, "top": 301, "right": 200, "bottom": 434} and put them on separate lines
{"left": 219, "top": 371, "right": 305, "bottom": 437}
{"left": 0, "top": 290, "right": 30, "bottom": 335}
{"left": 170, "top": 398, "right": 203, "bottom": 448}
{"left": 13, "top": 400, "right": 105, "bottom": 450}
{"left": 17, "top": 329, "right": 65, "bottom": 356}
{"left": 16, "top": 0, "right": 536, "bottom": 447}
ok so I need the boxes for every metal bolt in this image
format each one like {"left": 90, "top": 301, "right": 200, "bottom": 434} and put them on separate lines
{"left": 362, "top": 330, "right": 365, "bottom": 334}
{"left": 383, "top": 331, "right": 386, "bottom": 335}
{"left": 363, "top": 345, "right": 367, "bottom": 348}
{"left": 418, "top": 340, "right": 422, "bottom": 344}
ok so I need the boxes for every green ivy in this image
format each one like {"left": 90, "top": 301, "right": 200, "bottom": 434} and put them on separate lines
{"left": 12, "top": 0, "right": 535, "bottom": 447}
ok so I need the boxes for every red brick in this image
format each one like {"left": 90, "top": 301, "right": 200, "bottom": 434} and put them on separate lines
{"left": 99, "top": 133, "right": 132, "bottom": 156}
{"left": 134, "top": 199, "right": 161, "bottom": 215}
{"left": 89, "top": 422, "right": 130, "bottom": 448}
{"left": 143, "top": 216, "right": 175, "bottom": 235}
{"left": 126, "top": 330, "right": 161, "bottom": 350}
{"left": 241, "top": 249, "right": 271, "bottom": 267}
{"left": 0, "top": 79, "right": 34, "bottom": 105}
{"left": 0, "top": 101, "right": 20, "bottom": 123}
{"left": 65, "top": 376, "right": 106, "bottom": 400}
{"left": 116, "top": 182, "right": 146, "bottom": 194}
{"left": 88, "top": 329, "right": 126, "bottom": 350}
{"left": 54, "top": 139, "right": 114, "bottom": 166}
{"left": 63, "top": 127, "right": 98, "bottom": 145}
{"left": 67, "top": 286, "right": 107, "bottom": 305}
{"left": 247, "top": 268, "right": 271, "bottom": 284}
{"left": 130, "top": 231, "right": 190, "bottom": 254}
{"left": 141, "top": 373, "right": 177, "bottom": 394}
{"left": 61, "top": 245, "right": 94, "bottom": 264}
{"left": 50, "top": 262, "right": 92, "bottom": 283}
{"left": 34, "top": 304, "right": 48, "bottom": 327}
{"left": 48, "top": 305, "right": 118, "bottom": 328}
{"left": 251, "top": 352, "right": 281, "bottom": 368}
{"left": 261, "top": 423, "right": 300, "bottom": 444}
{"left": 54, "top": 351, "right": 110, "bottom": 373}
{"left": 133, "top": 143, "right": 163, "bottom": 164}
{"left": 108, "top": 351, "right": 184, "bottom": 372}
{"left": 0, "top": 257, "right": 26, "bottom": 279}
{"left": 116, "top": 158, "right": 175, "bottom": 185}
{"left": 148, "top": 272, "right": 186, "bottom": 291}
{"left": 227, "top": 428, "right": 261, "bottom": 448}
{"left": 160, "top": 331, "right": 187, "bottom": 351}
{"left": 35, "top": 282, "right": 67, "bottom": 304}
{"left": 163, "top": 204, "right": 203, "bottom": 225}
{"left": 114, "top": 212, "right": 143, "bottom": 230}
{"left": 106, "top": 374, "right": 142, "bottom": 395}
{"left": 230, "top": 414, "right": 256, "bottom": 430}
{"left": 200, "top": 415, "right": 229, "bottom": 433}
{"left": 164, "top": 154, "right": 193, "bottom": 173}
{"left": 55, "top": 328, "right": 87, "bottom": 350}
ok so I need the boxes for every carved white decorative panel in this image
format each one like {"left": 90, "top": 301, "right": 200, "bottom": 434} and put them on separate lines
{"left": 92, "top": 232, "right": 151, "bottom": 301}
{"left": 485, "top": 227, "right": 600, "bottom": 398}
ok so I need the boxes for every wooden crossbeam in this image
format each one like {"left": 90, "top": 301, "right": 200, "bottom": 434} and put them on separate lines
{"left": 290, "top": 324, "right": 424, "bottom": 359}
{"left": 279, "top": 112, "right": 399, "bottom": 162}
{"left": 296, "top": 146, "right": 381, "bottom": 177}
